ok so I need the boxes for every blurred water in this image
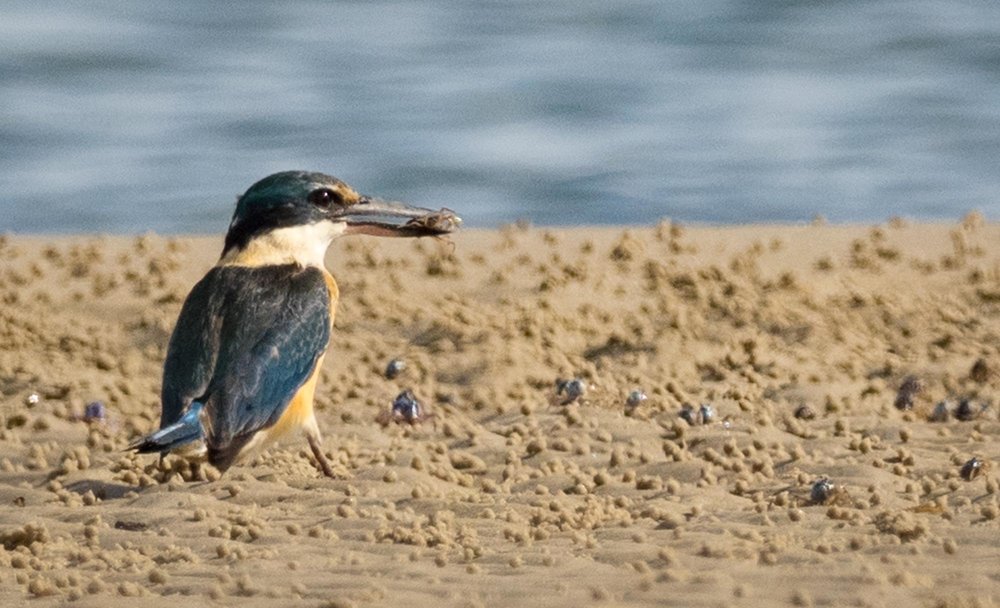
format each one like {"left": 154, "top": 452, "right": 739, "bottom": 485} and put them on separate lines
{"left": 1, "top": 0, "right": 998, "bottom": 233}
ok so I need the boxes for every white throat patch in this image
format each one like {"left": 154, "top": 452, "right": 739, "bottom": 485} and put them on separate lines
{"left": 220, "top": 221, "right": 346, "bottom": 268}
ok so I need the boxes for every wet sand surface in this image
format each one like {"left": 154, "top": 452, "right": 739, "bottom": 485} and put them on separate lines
{"left": 1, "top": 218, "right": 998, "bottom": 607}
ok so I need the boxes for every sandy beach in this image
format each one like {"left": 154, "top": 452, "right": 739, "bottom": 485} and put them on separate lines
{"left": 1, "top": 218, "right": 998, "bottom": 607}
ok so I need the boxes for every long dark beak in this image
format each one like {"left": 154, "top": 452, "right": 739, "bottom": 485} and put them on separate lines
{"left": 339, "top": 197, "right": 461, "bottom": 237}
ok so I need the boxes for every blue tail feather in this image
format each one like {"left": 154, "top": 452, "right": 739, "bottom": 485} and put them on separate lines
{"left": 128, "top": 402, "right": 205, "bottom": 454}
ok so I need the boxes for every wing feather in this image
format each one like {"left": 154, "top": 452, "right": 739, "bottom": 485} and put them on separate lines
{"left": 160, "top": 269, "right": 226, "bottom": 428}
{"left": 159, "top": 264, "right": 331, "bottom": 455}
{"left": 207, "top": 266, "right": 331, "bottom": 443}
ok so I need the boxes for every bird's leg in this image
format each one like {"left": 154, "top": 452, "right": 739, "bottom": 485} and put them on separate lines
{"left": 304, "top": 420, "right": 335, "bottom": 478}
{"left": 307, "top": 434, "right": 335, "bottom": 478}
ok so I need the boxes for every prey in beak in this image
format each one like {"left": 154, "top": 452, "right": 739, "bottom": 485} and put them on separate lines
{"left": 340, "top": 197, "right": 462, "bottom": 238}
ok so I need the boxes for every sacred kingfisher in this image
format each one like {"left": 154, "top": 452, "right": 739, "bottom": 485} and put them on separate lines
{"left": 128, "top": 170, "right": 460, "bottom": 477}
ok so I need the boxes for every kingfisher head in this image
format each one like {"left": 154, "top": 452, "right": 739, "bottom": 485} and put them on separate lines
{"left": 221, "top": 171, "right": 460, "bottom": 265}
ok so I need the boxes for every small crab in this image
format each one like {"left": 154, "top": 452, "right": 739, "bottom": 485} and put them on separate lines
{"left": 625, "top": 389, "right": 647, "bottom": 410}
{"left": 678, "top": 403, "right": 715, "bottom": 425}
{"left": 894, "top": 375, "right": 922, "bottom": 411}
{"left": 24, "top": 393, "right": 40, "bottom": 407}
{"left": 377, "top": 390, "right": 433, "bottom": 426}
{"left": 954, "top": 398, "right": 982, "bottom": 422}
{"left": 82, "top": 401, "right": 106, "bottom": 423}
{"left": 960, "top": 457, "right": 987, "bottom": 481}
{"left": 929, "top": 400, "right": 950, "bottom": 422}
{"left": 678, "top": 404, "right": 697, "bottom": 425}
{"left": 555, "top": 378, "right": 586, "bottom": 405}
{"left": 403, "top": 208, "right": 462, "bottom": 234}
{"left": 385, "top": 358, "right": 406, "bottom": 380}
{"left": 810, "top": 477, "right": 835, "bottom": 504}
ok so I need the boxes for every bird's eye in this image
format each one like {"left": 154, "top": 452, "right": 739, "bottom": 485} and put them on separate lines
{"left": 308, "top": 188, "right": 343, "bottom": 208}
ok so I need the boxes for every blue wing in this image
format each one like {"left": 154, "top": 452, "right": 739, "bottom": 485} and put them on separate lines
{"left": 160, "top": 271, "right": 226, "bottom": 428}
{"left": 160, "top": 264, "right": 331, "bottom": 467}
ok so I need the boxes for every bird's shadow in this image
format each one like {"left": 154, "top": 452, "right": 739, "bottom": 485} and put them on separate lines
{"left": 64, "top": 479, "right": 134, "bottom": 501}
